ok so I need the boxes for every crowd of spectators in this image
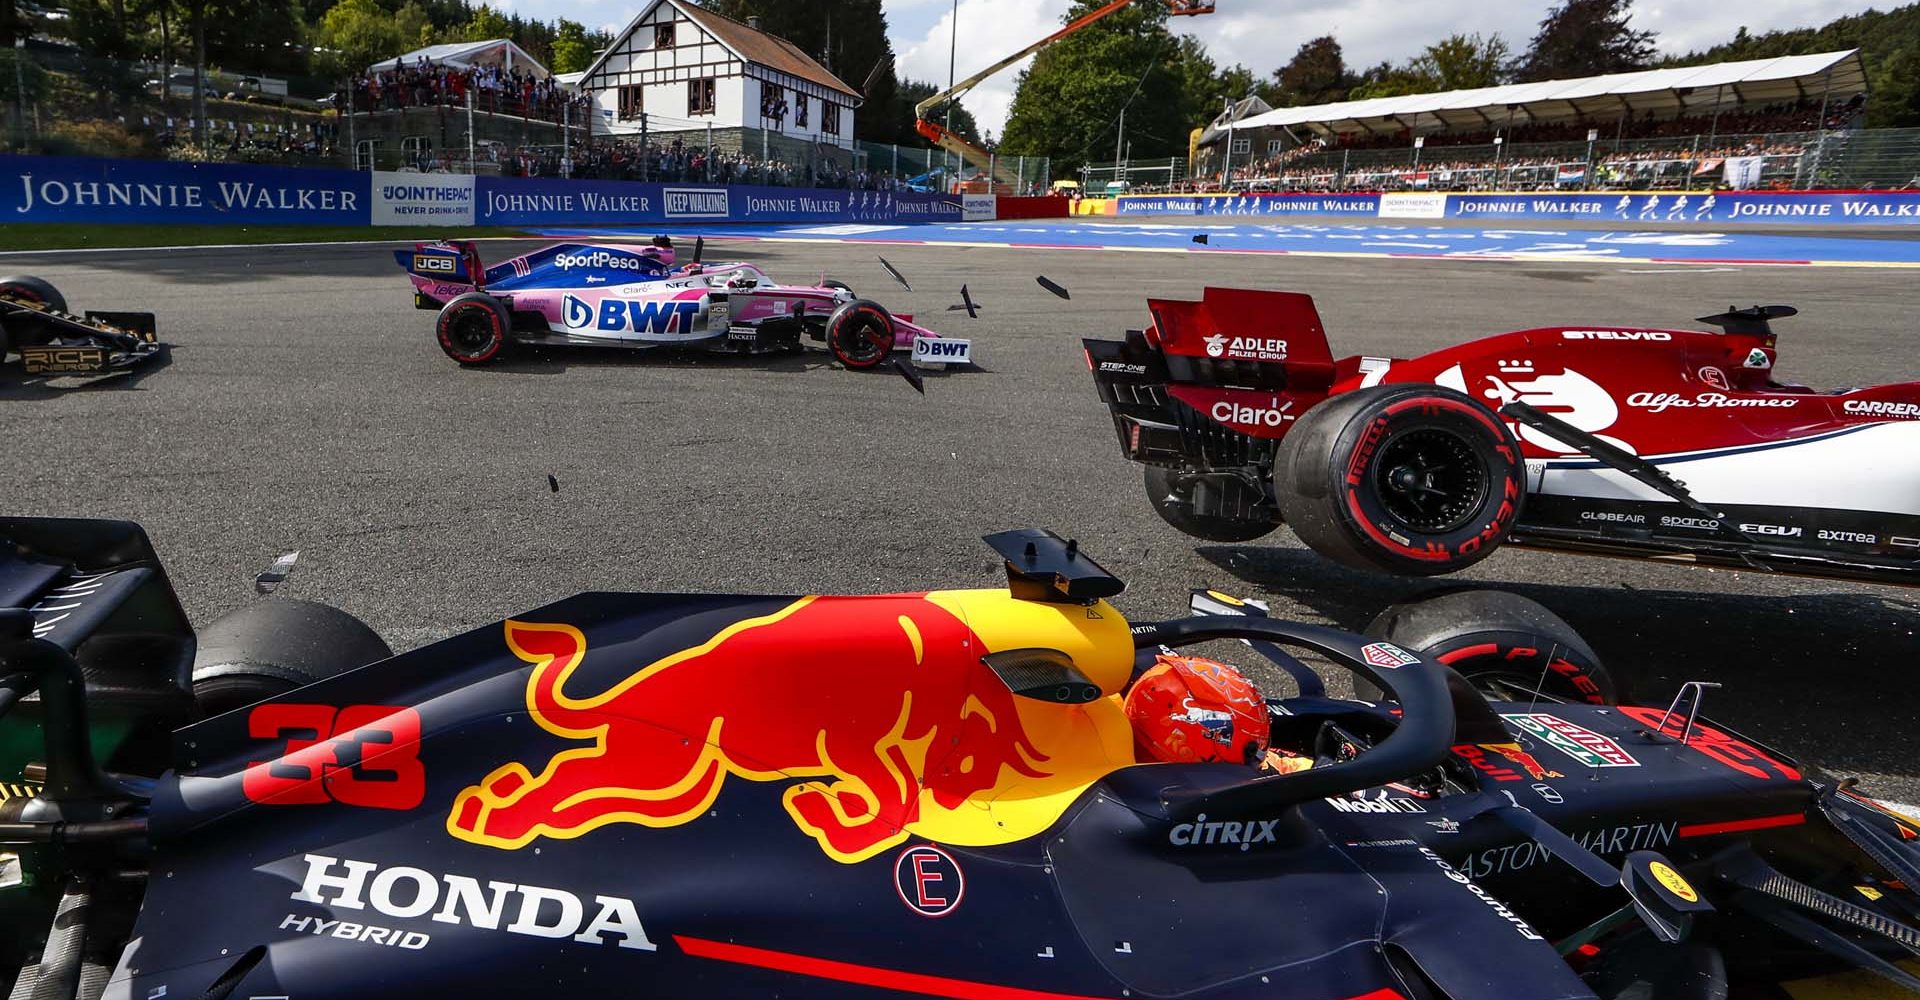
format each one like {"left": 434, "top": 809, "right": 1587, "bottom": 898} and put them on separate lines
{"left": 491, "top": 136, "right": 909, "bottom": 190}
{"left": 340, "top": 54, "right": 593, "bottom": 127}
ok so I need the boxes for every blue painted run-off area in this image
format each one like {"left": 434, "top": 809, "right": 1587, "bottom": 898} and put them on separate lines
{"left": 546, "top": 220, "right": 1920, "bottom": 266}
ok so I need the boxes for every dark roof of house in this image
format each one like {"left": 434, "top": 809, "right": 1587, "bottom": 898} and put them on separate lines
{"left": 677, "top": 2, "right": 861, "bottom": 101}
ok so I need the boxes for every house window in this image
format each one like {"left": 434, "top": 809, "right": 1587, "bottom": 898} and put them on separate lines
{"left": 1267, "top": 139, "right": 1283, "bottom": 154}
{"left": 795, "top": 95, "right": 808, "bottom": 128}
{"left": 687, "top": 77, "right": 715, "bottom": 116}
{"left": 618, "top": 85, "right": 644, "bottom": 121}
{"left": 760, "top": 82, "right": 786, "bottom": 123}
{"left": 654, "top": 22, "right": 676, "bottom": 48}
{"left": 821, "top": 101, "right": 841, "bottom": 135}
{"left": 1231, "top": 138, "right": 1250, "bottom": 154}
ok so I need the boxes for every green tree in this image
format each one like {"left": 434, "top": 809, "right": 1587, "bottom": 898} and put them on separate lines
{"left": 393, "top": 1, "right": 433, "bottom": 51}
{"left": 1350, "top": 32, "right": 1511, "bottom": 99}
{"left": 1271, "top": 35, "right": 1352, "bottom": 105}
{"left": 1001, "top": 0, "right": 1213, "bottom": 174}
{"left": 1514, "top": 0, "right": 1656, "bottom": 82}
{"left": 896, "top": 78, "right": 978, "bottom": 143}
{"left": 457, "top": 2, "right": 510, "bottom": 42}
{"left": 313, "top": 0, "right": 401, "bottom": 78}
{"left": 550, "top": 17, "right": 593, "bottom": 73}
{"left": 1423, "top": 32, "right": 1509, "bottom": 90}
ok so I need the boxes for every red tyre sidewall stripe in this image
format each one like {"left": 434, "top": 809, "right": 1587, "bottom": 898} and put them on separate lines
{"left": 439, "top": 302, "right": 503, "bottom": 363}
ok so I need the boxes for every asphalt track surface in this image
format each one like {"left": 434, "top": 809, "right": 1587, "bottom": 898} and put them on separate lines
{"left": 3, "top": 232, "right": 1918, "bottom": 807}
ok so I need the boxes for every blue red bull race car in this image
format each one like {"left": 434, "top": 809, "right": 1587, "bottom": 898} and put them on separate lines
{"left": 4, "top": 518, "right": 1919, "bottom": 1000}
{"left": 397, "top": 236, "right": 971, "bottom": 371}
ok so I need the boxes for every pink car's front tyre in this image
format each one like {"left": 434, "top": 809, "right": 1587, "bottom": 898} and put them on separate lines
{"left": 436, "top": 292, "right": 511, "bottom": 366}
{"left": 825, "top": 299, "right": 895, "bottom": 370}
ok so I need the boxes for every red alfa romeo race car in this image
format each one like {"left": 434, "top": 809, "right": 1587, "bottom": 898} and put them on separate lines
{"left": 1086, "top": 288, "right": 1920, "bottom": 584}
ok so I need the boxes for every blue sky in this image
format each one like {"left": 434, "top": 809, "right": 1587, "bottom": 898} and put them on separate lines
{"left": 489, "top": 0, "right": 1884, "bottom": 136}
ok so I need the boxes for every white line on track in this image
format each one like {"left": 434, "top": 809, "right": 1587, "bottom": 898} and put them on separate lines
{"left": 1622, "top": 267, "right": 1740, "bottom": 273}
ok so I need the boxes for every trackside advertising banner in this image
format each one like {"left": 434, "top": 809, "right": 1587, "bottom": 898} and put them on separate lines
{"left": 472, "top": 176, "right": 962, "bottom": 226}
{"left": 0, "top": 154, "right": 965, "bottom": 227}
{"left": 1116, "top": 192, "right": 1380, "bottom": 217}
{"left": 1114, "top": 189, "right": 1920, "bottom": 225}
{"left": 372, "top": 171, "right": 474, "bottom": 225}
{"left": 1448, "top": 191, "right": 1920, "bottom": 223}
{"left": 3, "top": 153, "right": 368, "bottom": 225}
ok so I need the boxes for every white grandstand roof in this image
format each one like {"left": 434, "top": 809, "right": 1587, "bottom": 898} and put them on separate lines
{"left": 1232, "top": 49, "right": 1867, "bottom": 137}
{"left": 368, "top": 39, "right": 550, "bottom": 79}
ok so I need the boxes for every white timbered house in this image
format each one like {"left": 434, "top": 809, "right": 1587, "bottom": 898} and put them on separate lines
{"left": 578, "top": 0, "right": 862, "bottom": 150}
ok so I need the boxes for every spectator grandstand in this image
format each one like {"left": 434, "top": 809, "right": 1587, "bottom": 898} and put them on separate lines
{"left": 1173, "top": 50, "right": 1895, "bottom": 194}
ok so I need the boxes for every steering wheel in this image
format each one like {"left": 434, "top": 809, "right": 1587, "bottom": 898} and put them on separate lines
{"left": 1127, "top": 616, "right": 1457, "bottom": 817}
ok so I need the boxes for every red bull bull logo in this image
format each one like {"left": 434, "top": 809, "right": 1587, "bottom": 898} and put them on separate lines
{"left": 1482, "top": 742, "right": 1563, "bottom": 781}
{"left": 448, "top": 595, "right": 1081, "bottom": 863}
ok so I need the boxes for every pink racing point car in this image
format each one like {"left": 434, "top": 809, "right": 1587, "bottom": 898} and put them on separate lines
{"left": 395, "top": 237, "right": 972, "bottom": 370}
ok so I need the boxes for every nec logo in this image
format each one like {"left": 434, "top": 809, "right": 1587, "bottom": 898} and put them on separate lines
{"left": 664, "top": 188, "right": 729, "bottom": 218}
{"left": 413, "top": 254, "right": 457, "bottom": 272}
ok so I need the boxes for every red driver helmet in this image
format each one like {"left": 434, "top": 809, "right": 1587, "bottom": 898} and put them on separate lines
{"left": 1126, "top": 654, "right": 1269, "bottom": 765}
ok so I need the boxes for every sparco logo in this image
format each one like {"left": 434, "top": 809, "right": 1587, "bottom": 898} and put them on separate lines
{"left": 554, "top": 251, "right": 653, "bottom": 271}
{"left": 289, "top": 853, "right": 657, "bottom": 951}
{"left": 663, "top": 188, "right": 729, "bottom": 218}
{"left": 1561, "top": 330, "right": 1671, "bottom": 341}
{"left": 1627, "top": 392, "right": 1799, "bottom": 414}
{"left": 1844, "top": 399, "right": 1920, "bottom": 419}
{"left": 1169, "top": 813, "right": 1281, "bottom": 847}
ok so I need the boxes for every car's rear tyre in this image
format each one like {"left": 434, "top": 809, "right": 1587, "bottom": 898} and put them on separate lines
{"left": 191, "top": 598, "right": 393, "bottom": 716}
{"left": 1360, "top": 589, "right": 1620, "bottom": 704}
{"left": 0, "top": 275, "right": 68, "bottom": 349}
{"left": 1144, "top": 466, "right": 1280, "bottom": 543}
{"left": 436, "top": 292, "right": 511, "bottom": 366}
{"left": 1276, "top": 384, "right": 1523, "bottom": 576}
{"left": 825, "top": 298, "right": 895, "bottom": 369}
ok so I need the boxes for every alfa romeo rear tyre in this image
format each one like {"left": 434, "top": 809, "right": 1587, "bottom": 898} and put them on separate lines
{"left": 436, "top": 292, "right": 511, "bottom": 366}
{"left": 1144, "top": 466, "right": 1280, "bottom": 543}
{"left": 825, "top": 298, "right": 895, "bottom": 369}
{"left": 1276, "top": 384, "right": 1523, "bottom": 576}
{"left": 1362, "top": 589, "right": 1620, "bottom": 705}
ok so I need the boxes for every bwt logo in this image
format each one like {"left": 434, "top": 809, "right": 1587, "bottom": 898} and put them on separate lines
{"left": 664, "top": 188, "right": 729, "bottom": 218}
{"left": 564, "top": 293, "right": 700, "bottom": 333}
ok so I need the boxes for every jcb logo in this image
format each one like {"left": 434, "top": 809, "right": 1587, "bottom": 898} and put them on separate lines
{"left": 21, "top": 347, "right": 104, "bottom": 373}
{"left": 414, "top": 254, "right": 456, "bottom": 273}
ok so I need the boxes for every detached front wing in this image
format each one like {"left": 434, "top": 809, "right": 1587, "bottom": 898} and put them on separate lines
{"left": 9, "top": 307, "right": 164, "bottom": 376}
